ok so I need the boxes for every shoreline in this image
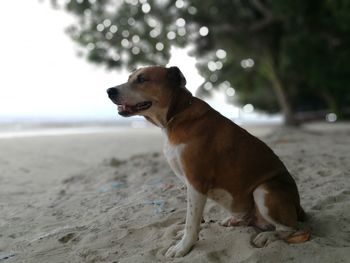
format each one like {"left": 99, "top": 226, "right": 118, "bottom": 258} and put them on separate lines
{"left": 0, "top": 120, "right": 348, "bottom": 140}
{"left": 0, "top": 126, "right": 148, "bottom": 139}
{"left": 0, "top": 119, "right": 283, "bottom": 139}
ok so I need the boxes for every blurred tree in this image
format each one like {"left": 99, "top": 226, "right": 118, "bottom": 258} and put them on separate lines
{"left": 50, "top": 0, "right": 350, "bottom": 125}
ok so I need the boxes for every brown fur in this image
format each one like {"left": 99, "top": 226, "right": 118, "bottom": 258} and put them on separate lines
{"left": 167, "top": 95, "right": 304, "bottom": 222}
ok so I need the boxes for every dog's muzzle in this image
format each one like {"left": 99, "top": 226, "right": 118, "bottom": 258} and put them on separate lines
{"left": 106, "top": 86, "right": 152, "bottom": 117}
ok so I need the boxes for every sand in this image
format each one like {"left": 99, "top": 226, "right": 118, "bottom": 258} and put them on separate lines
{"left": 0, "top": 123, "right": 349, "bottom": 263}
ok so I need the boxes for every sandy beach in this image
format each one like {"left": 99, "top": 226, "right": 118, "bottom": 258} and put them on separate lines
{"left": 0, "top": 123, "right": 349, "bottom": 263}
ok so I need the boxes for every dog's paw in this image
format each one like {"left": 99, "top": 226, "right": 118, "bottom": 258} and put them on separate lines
{"left": 252, "top": 231, "right": 279, "bottom": 247}
{"left": 220, "top": 216, "right": 233, "bottom": 227}
{"left": 165, "top": 239, "right": 194, "bottom": 258}
{"left": 220, "top": 216, "right": 242, "bottom": 227}
{"left": 175, "top": 229, "right": 185, "bottom": 239}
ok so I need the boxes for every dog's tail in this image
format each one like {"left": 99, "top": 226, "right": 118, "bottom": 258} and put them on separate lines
{"left": 283, "top": 206, "right": 310, "bottom": 244}
{"left": 284, "top": 230, "right": 310, "bottom": 244}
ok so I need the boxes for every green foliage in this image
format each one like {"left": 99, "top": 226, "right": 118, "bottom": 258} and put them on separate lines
{"left": 51, "top": 0, "right": 350, "bottom": 118}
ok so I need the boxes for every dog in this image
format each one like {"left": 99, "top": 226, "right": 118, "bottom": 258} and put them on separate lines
{"left": 107, "top": 66, "right": 310, "bottom": 257}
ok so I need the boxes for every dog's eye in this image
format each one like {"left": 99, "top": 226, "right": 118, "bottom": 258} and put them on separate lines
{"left": 137, "top": 75, "right": 147, "bottom": 84}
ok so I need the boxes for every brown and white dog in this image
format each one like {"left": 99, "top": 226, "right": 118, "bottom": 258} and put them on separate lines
{"left": 107, "top": 66, "right": 309, "bottom": 257}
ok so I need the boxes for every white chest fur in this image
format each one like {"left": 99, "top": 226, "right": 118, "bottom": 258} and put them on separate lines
{"left": 163, "top": 132, "right": 186, "bottom": 183}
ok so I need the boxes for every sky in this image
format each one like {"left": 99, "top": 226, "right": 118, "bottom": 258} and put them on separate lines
{"left": 0, "top": 0, "right": 270, "bottom": 123}
{"left": 0, "top": 0, "right": 202, "bottom": 121}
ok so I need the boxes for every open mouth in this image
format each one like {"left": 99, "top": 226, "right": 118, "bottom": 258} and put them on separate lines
{"left": 116, "top": 101, "right": 152, "bottom": 116}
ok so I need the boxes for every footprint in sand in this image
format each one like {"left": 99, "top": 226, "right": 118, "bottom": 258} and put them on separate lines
{"left": 58, "top": 232, "right": 79, "bottom": 244}
{"left": 312, "top": 190, "right": 350, "bottom": 210}
{"left": 109, "top": 157, "right": 126, "bottom": 167}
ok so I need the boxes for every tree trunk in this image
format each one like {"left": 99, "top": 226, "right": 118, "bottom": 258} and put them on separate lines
{"left": 265, "top": 59, "right": 298, "bottom": 126}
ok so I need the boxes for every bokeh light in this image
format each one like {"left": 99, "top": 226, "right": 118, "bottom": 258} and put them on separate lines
{"left": 226, "top": 87, "right": 235, "bottom": 97}
{"left": 103, "top": 19, "right": 111, "bottom": 27}
{"left": 156, "top": 42, "right": 164, "bottom": 51}
{"left": 110, "top": 25, "right": 118, "bottom": 33}
{"left": 199, "top": 26, "right": 209, "bottom": 36}
{"left": 240, "top": 58, "right": 255, "bottom": 68}
{"left": 167, "top": 31, "right": 176, "bottom": 40}
{"left": 112, "top": 53, "right": 120, "bottom": 61}
{"left": 150, "top": 28, "right": 161, "bottom": 38}
{"left": 216, "top": 49, "right": 227, "bottom": 59}
{"left": 121, "top": 39, "right": 130, "bottom": 48}
{"left": 147, "top": 17, "right": 157, "bottom": 27}
{"left": 326, "top": 113, "right": 337, "bottom": 122}
{"left": 86, "top": 43, "right": 95, "bottom": 50}
{"left": 131, "top": 46, "right": 140, "bottom": 55}
{"left": 204, "top": 82, "right": 213, "bottom": 90}
{"left": 105, "top": 32, "right": 113, "bottom": 40}
{"left": 207, "top": 61, "right": 217, "bottom": 71}
{"left": 177, "top": 28, "right": 186, "bottom": 36}
{"left": 188, "top": 6, "right": 197, "bottom": 15}
{"left": 176, "top": 18, "right": 186, "bottom": 27}
{"left": 210, "top": 74, "right": 218, "bottom": 82}
{"left": 122, "top": 30, "right": 130, "bottom": 37}
{"left": 142, "top": 3, "right": 151, "bottom": 13}
{"left": 243, "top": 104, "right": 254, "bottom": 113}
{"left": 175, "top": 0, "right": 184, "bottom": 9}
{"left": 132, "top": 35, "right": 140, "bottom": 43}
{"left": 96, "top": 24, "right": 104, "bottom": 32}
{"left": 127, "top": 18, "right": 136, "bottom": 26}
{"left": 215, "top": 61, "right": 223, "bottom": 70}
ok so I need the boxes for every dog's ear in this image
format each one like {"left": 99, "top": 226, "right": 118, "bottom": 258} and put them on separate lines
{"left": 167, "top": 66, "right": 187, "bottom": 88}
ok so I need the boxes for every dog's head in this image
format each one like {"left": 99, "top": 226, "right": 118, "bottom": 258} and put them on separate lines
{"left": 107, "top": 66, "right": 189, "bottom": 126}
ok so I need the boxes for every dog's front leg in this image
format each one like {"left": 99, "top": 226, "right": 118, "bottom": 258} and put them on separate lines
{"left": 165, "top": 182, "right": 207, "bottom": 257}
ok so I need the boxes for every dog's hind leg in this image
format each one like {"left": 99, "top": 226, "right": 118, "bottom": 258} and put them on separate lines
{"left": 252, "top": 180, "right": 310, "bottom": 247}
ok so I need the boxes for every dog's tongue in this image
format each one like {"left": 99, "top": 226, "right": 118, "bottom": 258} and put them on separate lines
{"left": 117, "top": 104, "right": 135, "bottom": 116}
{"left": 117, "top": 102, "right": 152, "bottom": 115}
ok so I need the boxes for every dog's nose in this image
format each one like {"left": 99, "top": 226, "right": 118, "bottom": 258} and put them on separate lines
{"left": 107, "top": 87, "right": 118, "bottom": 98}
